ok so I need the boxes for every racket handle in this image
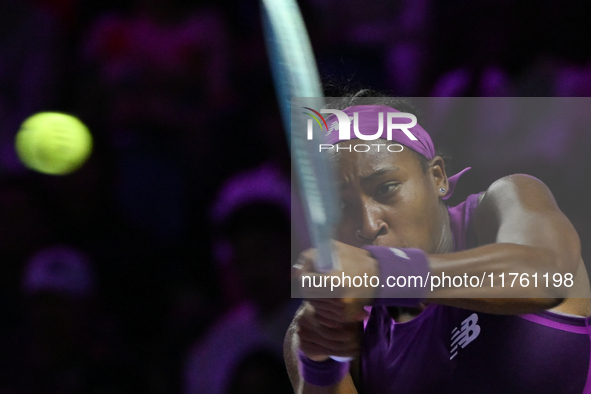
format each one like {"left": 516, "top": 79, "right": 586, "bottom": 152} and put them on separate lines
{"left": 330, "top": 355, "right": 353, "bottom": 362}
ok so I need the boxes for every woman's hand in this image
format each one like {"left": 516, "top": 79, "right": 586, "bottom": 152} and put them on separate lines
{"left": 293, "top": 241, "right": 379, "bottom": 316}
{"left": 296, "top": 299, "right": 367, "bottom": 362}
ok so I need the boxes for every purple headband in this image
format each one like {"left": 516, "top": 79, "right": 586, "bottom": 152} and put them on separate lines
{"left": 324, "top": 105, "right": 469, "bottom": 200}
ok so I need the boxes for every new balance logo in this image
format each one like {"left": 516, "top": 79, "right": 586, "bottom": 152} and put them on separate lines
{"left": 450, "top": 313, "right": 481, "bottom": 360}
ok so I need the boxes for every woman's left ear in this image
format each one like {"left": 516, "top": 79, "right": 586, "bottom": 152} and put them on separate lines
{"left": 429, "top": 156, "right": 448, "bottom": 197}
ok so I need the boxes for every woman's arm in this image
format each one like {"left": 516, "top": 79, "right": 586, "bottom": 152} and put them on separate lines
{"left": 429, "top": 174, "right": 590, "bottom": 313}
{"left": 295, "top": 174, "right": 591, "bottom": 315}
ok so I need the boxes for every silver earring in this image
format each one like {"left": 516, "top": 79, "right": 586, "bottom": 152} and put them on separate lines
{"left": 439, "top": 187, "right": 446, "bottom": 193}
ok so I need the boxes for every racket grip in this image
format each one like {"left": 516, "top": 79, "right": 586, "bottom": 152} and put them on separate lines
{"left": 330, "top": 355, "right": 353, "bottom": 362}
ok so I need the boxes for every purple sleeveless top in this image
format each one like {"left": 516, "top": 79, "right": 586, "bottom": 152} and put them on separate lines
{"left": 360, "top": 193, "right": 591, "bottom": 393}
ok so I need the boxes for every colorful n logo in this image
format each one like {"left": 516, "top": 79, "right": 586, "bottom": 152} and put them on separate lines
{"left": 303, "top": 107, "right": 328, "bottom": 138}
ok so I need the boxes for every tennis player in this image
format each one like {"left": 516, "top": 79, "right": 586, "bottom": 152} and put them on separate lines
{"left": 285, "top": 93, "right": 591, "bottom": 393}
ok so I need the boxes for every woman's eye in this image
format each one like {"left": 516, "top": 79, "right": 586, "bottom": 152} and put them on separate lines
{"left": 377, "top": 183, "right": 398, "bottom": 196}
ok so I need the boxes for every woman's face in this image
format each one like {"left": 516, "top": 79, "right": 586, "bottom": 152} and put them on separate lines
{"left": 334, "top": 142, "right": 447, "bottom": 253}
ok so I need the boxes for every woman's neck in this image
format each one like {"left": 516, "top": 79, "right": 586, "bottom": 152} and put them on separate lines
{"left": 434, "top": 203, "right": 454, "bottom": 254}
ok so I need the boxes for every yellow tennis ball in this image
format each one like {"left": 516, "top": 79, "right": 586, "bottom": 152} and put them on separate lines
{"left": 15, "top": 112, "right": 93, "bottom": 175}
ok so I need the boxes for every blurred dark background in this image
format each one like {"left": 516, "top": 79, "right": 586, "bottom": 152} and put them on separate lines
{"left": 0, "top": 0, "right": 590, "bottom": 393}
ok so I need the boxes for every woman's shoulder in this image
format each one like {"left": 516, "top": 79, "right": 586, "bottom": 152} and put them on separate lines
{"left": 481, "top": 174, "right": 551, "bottom": 203}
{"left": 475, "top": 174, "right": 558, "bottom": 223}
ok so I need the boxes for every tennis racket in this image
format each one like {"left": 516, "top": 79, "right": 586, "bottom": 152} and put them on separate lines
{"left": 260, "top": 0, "right": 339, "bottom": 273}
{"left": 261, "top": 0, "right": 350, "bottom": 363}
